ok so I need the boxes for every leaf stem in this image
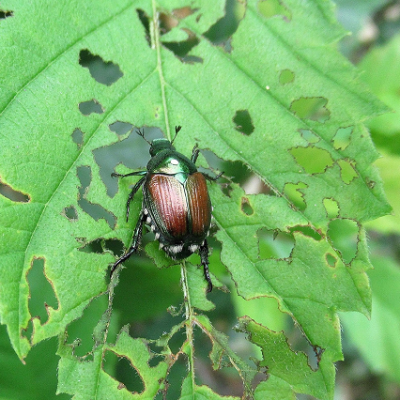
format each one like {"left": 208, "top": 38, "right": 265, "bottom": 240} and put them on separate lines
{"left": 152, "top": 0, "right": 171, "bottom": 140}
{"left": 181, "top": 262, "right": 196, "bottom": 387}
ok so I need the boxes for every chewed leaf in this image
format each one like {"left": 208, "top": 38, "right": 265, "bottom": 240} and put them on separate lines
{"left": 240, "top": 316, "right": 330, "bottom": 399}
{"left": 58, "top": 328, "right": 168, "bottom": 398}
{"left": 0, "top": 0, "right": 390, "bottom": 398}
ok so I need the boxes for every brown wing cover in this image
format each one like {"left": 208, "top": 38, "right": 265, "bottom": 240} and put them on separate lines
{"left": 147, "top": 174, "right": 188, "bottom": 238}
{"left": 186, "top": 172, "right": 211, "bottom": 237}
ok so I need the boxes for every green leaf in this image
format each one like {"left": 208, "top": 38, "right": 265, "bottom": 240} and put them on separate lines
{"left": 341, "top": 256, "right": 400, "bottom": 384}
{"left": 0, "top": 0, "right": 390, "bottom": 398}
{"left": 359, "top": 33, "right": 400, "bottom": 139}
{"left": 180, "top": 373, "right": 240, "bottom": 400}
{"left": 239, "top": 316, "right": 331, "bottom": 399}
{"left": 58, "top": 326, "right": 168, "bottom": 399}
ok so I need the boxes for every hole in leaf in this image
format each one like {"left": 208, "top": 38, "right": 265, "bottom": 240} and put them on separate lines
{"left": 79, "top": 49, "right": 123, "bottom": 86}
{"left": 201, "top": 150, "right": 256, "bottom": 196}
{"left": 233, "top": 110, "right": 254, "bottom": 136}
{"left": 241, "top": 175, "right": 272, "bottom": 195}
{"left": 103, "top": 351, "right": 145, "bottom": 393}
{"left": 258, "top": 0, "right": 291, "bottom": 20}
{"left": 159, "top": 11, "right": 178, "bottom": 34}
{"left": 136, "top": 9, "right": 151, "bottom": 46}
{"left": 66, "top": 294, "right": 109, "bottom": 357}
{"left": 172, "top": 6, "right": 199, "bottom": 19}
{"left": 283, "top": 182, "right": 307, "bottom": 210}
{"left": 257, "top": 228, "right": 294, "bottom": 259}
{"left": 94, "top": 127, "right": 163, "bottom": 198}
{"left": 241, "top": 197, "right": 253, "bottom": 215}
{"left": 299, "top": 129, "right": 319, "bottom": 144}
{"left": 290, "top": 97, "right": 330, "bottom": 123}
{"left": 279, "top": 69, "right": 295, "bottom": 84}
{"left": 79, "top": 99, "right": 104, "bottom": 115}
{"left": 323, "top": 198, "right": 339, "bottom": 219}
{"left": 21, "top": 319, "right": 34, "bottom": 342}
{"left": 0, "top": 180, "right": 30, "bottom": 202}
{"left": 78, "top": 238, "right": 124, "bottom": 256}
{"left": 284, "top": 317, "right": 321, "bottom": 371}
{"left": 326, "top": 253, "right": 337, "bottom": 268}
{"left": 162, "top": 28, "right": 202, "bottom": 63}
{"left": 332, "top": 126, "right": 352, "bottom": 150}
{"left": 327, "top": 219, "right": 359, "bottom": 264}
{"left": 204, "top": 0, "right": 245, "bottom": 50}
{"left": 71, "top": 128, "right": 84, "bottom": 149}
{"left": 337, "top": 159, "right": 357, "bottom": 184}
{"left": 159, "top": 6, "right": 198, "bottom": 35}
{"left": 289, "top": 225, "right": 322, "bottom": 241}
{"left": 109, "top": 121, "right": 133, "bottom": 136}
{"left": 63, "top": 205, "right": 78, "bottom": 220}
{"left": 290, "top": 146, "right": 334, "bottom": 174}
{"left": 0, "top": 9, "right": 13, "bottom": 19}
{"left": 77, "top": 165, "right": 116, "bottom": 228}
{"left": 27, "top": 258, "right": 58, "bottom": 325}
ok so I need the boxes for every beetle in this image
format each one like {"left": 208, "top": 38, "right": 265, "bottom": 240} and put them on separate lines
{"left": 110, "top": 126, "right": 218, "bottom": 292}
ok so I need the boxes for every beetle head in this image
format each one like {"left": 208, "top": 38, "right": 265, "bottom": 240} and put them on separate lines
{"left": 150, "top": 138, "right": 174, "bottom": 157}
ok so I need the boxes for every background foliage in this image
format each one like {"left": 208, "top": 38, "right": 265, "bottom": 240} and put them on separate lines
{"left": 0, "top": 0, "right": 398, "bottom": 399}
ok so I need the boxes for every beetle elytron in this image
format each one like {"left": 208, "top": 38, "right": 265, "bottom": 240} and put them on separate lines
{"left": 111, "top": 126, "right": 217, "bottom": 292}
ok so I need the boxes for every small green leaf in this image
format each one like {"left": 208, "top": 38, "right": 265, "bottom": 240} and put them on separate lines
{"left": 58, "top": 327, "right": 168, "bottom": 399}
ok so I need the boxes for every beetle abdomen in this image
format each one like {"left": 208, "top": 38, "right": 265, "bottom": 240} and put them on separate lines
{"left": 186, "top": 172, "right": 211, "bottom": 237}
{"left": 146, "top": 174, "right": 188, "bottom": 239}
{"left": 145, "top": 172, "right": 211, "bottom": 244}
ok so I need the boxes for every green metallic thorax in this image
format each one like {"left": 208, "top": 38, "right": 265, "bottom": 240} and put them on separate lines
{"left": 147, "top": 139, "right": 197, "bottom": 184}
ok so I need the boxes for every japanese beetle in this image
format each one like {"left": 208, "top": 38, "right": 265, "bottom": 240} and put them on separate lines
{"left": 111, "top": 127, "right": 218, "bottom": 292}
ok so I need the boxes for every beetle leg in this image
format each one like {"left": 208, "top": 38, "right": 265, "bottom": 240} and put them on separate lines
{"left": 112, "top": 171, "right": 146, "bottom": 178}
{"left": 126, "top": 176, "right": 146, "bottom": 222}
{"left": 202, "top": 171, "right": 224, "bottom": 182}
{"left": 199, "top": 240, "right": 213, "bottom": 293}
{"left": 191, "top": 143, "right": 200, "bottom": 163}
{"left": 110, "top": 211, "right": 146, "bottom": 277}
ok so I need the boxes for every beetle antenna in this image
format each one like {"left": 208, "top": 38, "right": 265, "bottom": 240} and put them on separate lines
{"left": 171, "top": 126, "right": 182, "bottom": 145}
{"left": 136, "top": 127, "right": 151, "bottom": 145}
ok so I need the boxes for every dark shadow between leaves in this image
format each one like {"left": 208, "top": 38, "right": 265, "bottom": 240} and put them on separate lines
{"left": 65, "top": 293, "right": 109, "bottom": 358}
{"left": 27, "top": 257, "right": 59, "bottom": 326}
{"left": 284, "top": 317, "right": 323, "bottom": 371}
{"left": 204, "top": 0, "right": 245, "bottom": 51}
{"left": 77, "top": 237, "right": 124, "bottom": 257}
{"left": 136, "top": 9, "right": 151, "bottom": 47}
{"left": 77, "top": 165, "right": 116, "bottom": 228}
{"left": 162, "top": 29, "right": 203, "bottom": 64}
{"left": 103, "top": 350, "right": 145, "bottom": 393}
{"left": 93, "top": 126, "right": 163, "bottom": 198}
